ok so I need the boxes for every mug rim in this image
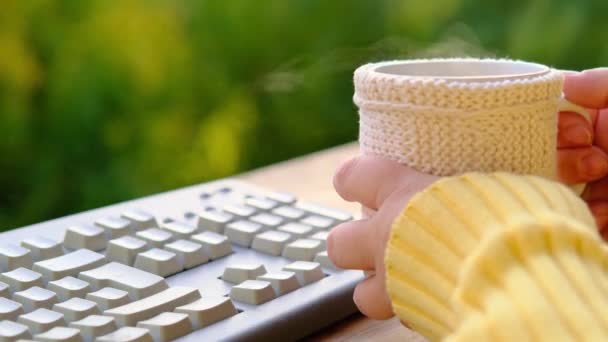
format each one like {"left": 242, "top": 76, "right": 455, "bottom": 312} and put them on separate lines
{"left": 372, "top": 59, "right": 551, "bottom": 82}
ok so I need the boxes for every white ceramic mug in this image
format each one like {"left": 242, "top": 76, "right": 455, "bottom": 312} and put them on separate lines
{"left": 354, "top": 58, "right": 590, "bottom": 194}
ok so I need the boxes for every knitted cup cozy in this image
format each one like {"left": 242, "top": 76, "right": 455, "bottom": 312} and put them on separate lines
{"left": 354, "top": 59, "right": 565, "bottom": 179}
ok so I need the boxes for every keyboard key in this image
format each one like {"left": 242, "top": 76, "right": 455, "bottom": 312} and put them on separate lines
{"left": 175, "top": 297, "right": 237, "bottom": 329}
{"left": 282, "top": 239, "right": 324, "bottom": 261}
{"left": 97, "top": 327, "right": 153, "bottom": 342}
{"left": 95, "top": 217, "right": 133, "bottom": 239}
{"left": 251, "top": 231, "right": 292, "bottom": 256}
{"left": 133, "top": 249, "right": 182, "bottom": 277}
{"left": 257, "top": 271, "right": 299, "bottom": 296}
{"left": 277, "top": 222, "right": 314, "bottom": 239}
{"left": 104, "top": 287, "right": 201, "bottom": 327}
{"left": 0, "top": 281, "right": 8, "bottom": 297}
{"left": 266, "top": 192, "right": 296, "bottom": 204}
{"left": 137, "top": 312, "right": 191, "bottom": 342}
{"left": 63, "top": 225, "right": 106, "bottom": 251}
{"left": 121, "top": 210, "right": 157, "bottom": 231}
{"left": 161, "top": 222, "right": 198, "bottom": 240}
{"left": 0, "top": 297, "right": 24, "bottom": 321}
{"left": 33, "top": 249, "right": 106, "bottom": 282}
{"left": 21, "top": 237, "right": 63, "bottom": 262}
{"left": 295, "top": 202, "right": 353, "bottom": 222}
{"left": 222, "top": 264, "right": 266, "bottom": 284}
{"left": 106, "top": 236, "right": 148, "bottom": 266}
{"left": 230, "top": 280, "right": 274, "bottom": 305}
{"left": 196, "top": 211, "right": 233, "bottom": 234}
{"left": 224, "top": 221, "right": 264, "bottom": 247}
{"left": 47, "top": 277, "right": 90, "bottom": 302}
{"left": 271, "top": 206, "right": 305, "bottom": 220}
{"left": 314, "top": 251, "right": 337, "bottom": 269}
{"left": 69, "top": 315, "right": 117, "bottom": 342}
{"left": 216, "top": 186, "right": 232, "bottom": 194}
{"left": 249, "top": 213, "right": 284, "bottom": 229}
{"left": 164, "top": 240, "right": 208, "bottom": 269}
{"left": 0, "top": 320, "right": 30, "bottom": 340}
{"left": 136, "top": 229, "right": 174, "bottom": 249}
{"left": 308, "top": 230, "right": 329, "bottom": 249}
{"left": 301, "top": 215, "right": 335, "bottom": 231}
{"left": 79, "top": 262, "right": 167, "bottom": 300}
{"left": 283, "top": 261, "right": 324, "bottom": 286}
{"left": 0, "top": 267, "right": 43, "bottom": 293}
{"left": 184, "top": 211, "right": 196, "bottom": 220}
{"left": 190, "top": 232, "right": 232, "bottom": 259}
{"left": 34, "top": 326, "right": 81, "bottom": 342}
{"left": 223, "top": 204, "right": 256, "bottom": 218}
{"left": 244, "top": 197, "right": 278, "bottom": 211}
{"left": 17, "top": 308, "right": 65, "bottom": 335}
{"left": 86, "top": 288, "right": 130, "bottom": 311}
{"left": 13, "top": 287, "right": 58, "bottom": 312}
{"left": 53, "top": 298, "right": 100, "bottom": 322}
{"left": 0, "top": 245, "right": 32, "bottom": 272}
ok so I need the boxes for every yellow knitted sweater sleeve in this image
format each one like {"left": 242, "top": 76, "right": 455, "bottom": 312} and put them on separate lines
{"left": 384, "top": 172, "right": 603, "bottom": 342}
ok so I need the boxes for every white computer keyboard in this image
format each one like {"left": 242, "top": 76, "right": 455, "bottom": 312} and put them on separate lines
{"left": 0, "top": 179, "right": 364, "bottom": 341}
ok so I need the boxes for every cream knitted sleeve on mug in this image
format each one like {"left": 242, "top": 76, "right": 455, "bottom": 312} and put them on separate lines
{"left": 384, "top": 173, "right": 604, "bottom": 341}
{"left": 354, "top": 59, "right": 564, "bottom": 179}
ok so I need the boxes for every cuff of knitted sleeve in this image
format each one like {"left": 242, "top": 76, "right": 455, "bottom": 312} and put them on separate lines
{"left": 384, "top": 172, "right": 596, "bottom": 341}
{"left": 446, "top": 212, "right": 608, "bottom": 342}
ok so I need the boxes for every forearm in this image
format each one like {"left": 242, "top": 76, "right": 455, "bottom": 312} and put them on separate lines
{"left": 445, "top": 212, "right": 608, "bottom": 341}
{"left": 384, "top": 173, "right": 604, "bottom": 341}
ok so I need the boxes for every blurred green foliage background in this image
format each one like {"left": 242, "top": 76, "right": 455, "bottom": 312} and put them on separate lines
{"left": 1, "top": 0, "right": 607, "bottom": 230}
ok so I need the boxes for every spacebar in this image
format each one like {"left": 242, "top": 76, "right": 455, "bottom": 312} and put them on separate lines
{"left": 104, "top": 287, "right": 201, "bottom": 327}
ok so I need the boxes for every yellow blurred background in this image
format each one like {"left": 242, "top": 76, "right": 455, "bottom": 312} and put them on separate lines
{"left": 1, "top": 0, "right": 606, "bottom": 229}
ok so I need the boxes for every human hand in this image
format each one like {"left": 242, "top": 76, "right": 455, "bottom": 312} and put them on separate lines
{"left": 327, "top": 156, "right": 438, "bottom": 319}
{"left": 559, "top": 68, "right": 608, "bottom": 234}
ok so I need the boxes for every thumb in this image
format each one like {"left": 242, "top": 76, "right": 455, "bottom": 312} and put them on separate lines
{"left": 563, "top": 68, "right": 608, "bottom": 109}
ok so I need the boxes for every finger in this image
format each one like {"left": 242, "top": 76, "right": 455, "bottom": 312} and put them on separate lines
{"left": 588, "top": 201, "right": 608, "bottom": 232}
{"left": 333, "top": 156, "right": 407, "bottom": 210}
{"left": 595, "top": 108, "right": 608, "bottom": 152}
{"left": 583, "top": 177, "right": 608, "bottom": 202}
{"left": 333, "top": 155, "right": 437, "bottom": 210}
{"left": 563, "top": 68, "right": 608, "bottom": 109}
{"left": 601, "top": 229, "right": 608, "bottom": 242}
{"left": 558, "top": 111, "right": 593, "bottom": 148}
{"left": 557, "top": 146, "right": 608, "bottom": 184}
{"left": 327, "top": 219, "right": 375, "bottom": 270}
{"left": 361, "top": 205, "right": 377, "bottom": 219}
{"left": 353, "top": 274, "right": 394, "bottom": 319}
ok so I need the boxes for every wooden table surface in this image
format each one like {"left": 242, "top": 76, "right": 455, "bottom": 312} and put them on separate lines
{"left": 240, "top": 142, "right": 427, "bottom": 342}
